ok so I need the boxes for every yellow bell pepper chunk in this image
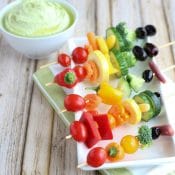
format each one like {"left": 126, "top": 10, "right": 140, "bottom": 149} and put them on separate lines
{"left": 97, "top": 82, "right": 123, "bottom": 105}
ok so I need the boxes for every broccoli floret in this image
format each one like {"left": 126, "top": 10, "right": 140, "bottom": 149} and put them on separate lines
{"left": 116, "top": 22, "right": 136, "bottom": 51}
{"left": 137, "top": 125, "right": 152, "bottom": 148}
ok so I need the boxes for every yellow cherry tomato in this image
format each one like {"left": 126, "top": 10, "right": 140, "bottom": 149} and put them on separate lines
{"left": 105, "top": 142, "right": 125, "bottom": 162}
{"left": 120, "top": 135, "right": 139, "bottom": 154}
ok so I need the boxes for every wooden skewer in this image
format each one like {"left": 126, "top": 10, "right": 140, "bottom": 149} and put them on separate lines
{"left": 45, "top": 82, "right": 55, "bottom": 86}
{"left": 159, "top": 41, "right": 175, "bottom": 49}
{"left": 60, "top": 109, "right": 67, "bottom": 113}
{"left": 40, "top": 61, "right": 57, "bottom": 69}
{"left": 162, "top": 65, "right": 175, "bottom": 73}
{"left": 65, "top": 135, "right": 72, "bottom": 139}
{"left": 77, "top": 162, "right": 87, "bottom": 168}
{"left": 151, "top": 64, "right": 175, "bottom": 77}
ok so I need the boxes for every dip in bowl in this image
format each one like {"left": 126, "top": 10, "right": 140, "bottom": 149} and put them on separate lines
{"left": 0, "top": 0, "right": 78, "bottom": 59}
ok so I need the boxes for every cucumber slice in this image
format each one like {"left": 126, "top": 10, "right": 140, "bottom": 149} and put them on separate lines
{"left": 142, "top": 90, "right": 161, "bottom": 117}
{"left": 110, "top": 48, "right": 128, "bottom": 76}
{"left": 117, "top": 52, "right": 136, "bottom": 68}
{"left": 117, "top": 78, "right": 131, "bottom": 97}
{"left": 126, "top": 74, "right": 144, "bottom": 92}
{"left": 134, "top": 93, "right": 154, "bottom": 122}
{"left": 125, "top": 52, "right": 137, "bottom": 67}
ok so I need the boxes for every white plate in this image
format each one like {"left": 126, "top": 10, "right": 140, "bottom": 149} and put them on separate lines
{"left": 49, "top": 37, "right": 175, "bottom": 171}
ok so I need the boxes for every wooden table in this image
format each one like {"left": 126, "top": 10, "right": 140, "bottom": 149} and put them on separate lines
{"left": 0, "top": 0, "right": 175, "bottom": 175}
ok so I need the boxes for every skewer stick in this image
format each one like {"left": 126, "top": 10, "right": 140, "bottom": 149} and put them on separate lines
{"left": 65, "top": 135, "right": 72, "bottom": 139}
{"left": 60, "top": 109, "right": 67, "bottom": 113}
{"left": 77, "top": 162, "right": 87, "bottom": 168}
{"left": 152, "top": 64, "right": 175, "bottom": 77}
{"left": 45, "top": 82, "right": 55, "bottom": 86}
{"left": 159, "top": 41, "right": 175, "bottom": 49}
{"left": 40, "top": 61, "right": 57, "bottom": 69}
{"left": 162, "top": 65, "right": 175, "bottom": 73}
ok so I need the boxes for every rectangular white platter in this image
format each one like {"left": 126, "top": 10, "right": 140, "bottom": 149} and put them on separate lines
{"left": 49, "top": 37, "right": 175, "bottom": 171}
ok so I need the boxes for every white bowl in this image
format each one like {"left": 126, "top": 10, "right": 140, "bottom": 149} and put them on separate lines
{"left": 0, "top": 0, "right": 78, "bottom": 59}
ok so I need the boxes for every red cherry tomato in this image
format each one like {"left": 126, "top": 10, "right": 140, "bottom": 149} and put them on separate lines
{"left": 87, "top": 147, "right": 107, "bottom": 167}
{"left": 64, "top": 94, "right": 85, "bottom": 112}
{"left": 72, "top": 47, "right": 88, "bottom": 64}
{"left": 57, "top": 53, "right": 71, "bottom": 67}
{"left": 70, "top": 121, "right": 87, "bottom": 142}
{"left": 73, "top": 65, "right": 87, "bottom": 82}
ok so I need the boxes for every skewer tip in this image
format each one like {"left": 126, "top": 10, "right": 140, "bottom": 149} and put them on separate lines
{"left": 77, "top": 162, "right": 87, "bottom": 169}
{"left": 65, "top": 135, "right": 72, "bottom": 139}
{"left": 45, "top": 82, "right": 54, "bottom": 87}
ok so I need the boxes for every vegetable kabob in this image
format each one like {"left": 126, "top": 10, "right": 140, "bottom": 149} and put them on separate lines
{"left": 77, "top": 124, "right": 174, "bottom": 168}
{"left": 44, "top": 23, "right": 175, "bottom": 96}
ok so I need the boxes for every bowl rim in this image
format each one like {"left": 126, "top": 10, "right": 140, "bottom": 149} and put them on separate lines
{"left": 0, "top": 0, "right": 78, "bottom": 40}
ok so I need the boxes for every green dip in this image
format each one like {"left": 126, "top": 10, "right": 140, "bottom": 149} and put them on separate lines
{"left": 2, "top": 0, "right": 74, "bottom": 37}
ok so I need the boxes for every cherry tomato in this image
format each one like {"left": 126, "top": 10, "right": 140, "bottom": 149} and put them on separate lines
{"left": 72, "top": 47, "right": 88, "bottom": 64}
{"left": 57, "top": 53, "right": 71, "bottom": 67}
{"left": 70, "top": 121, "right": 87, "bottom": 142}
{"left": 87, "top": 147, "right": 107, "bottom": 167}
{"left": 64, "top": 94, "right": 85, "bottom": 112}
{"left": 84, "top": 94, "right": 102, "bottom": 111}
{"left": 107, "top": 114, "right": 116, "bottom": 129}
{"left": 73, "top": 65, "right": 87, "bottom": 82}
{"left": 120, "top": 135, "right": 139, "bottom": 154}
{"left": 105, "top": 142, "right": 125, "bottom": 162}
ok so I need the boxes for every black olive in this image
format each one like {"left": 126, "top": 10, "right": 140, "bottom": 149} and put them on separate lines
{"left": 144, "top": 43, "right": 159, "bottom": 57}
{"left": 145, "top": 25, "right": 157, "bottom": 36}
{"left": 132, "top": 46, "right": 148, "bottom": 61}
{"left": 151, "top": 127, "right": 161, "bottom": 140}
{"left": 135, "top": 27, "right": 147, "bottom": 39}
{"left": 142, "top": 70, "right": 153, "bottom": 82}
{"left": 154, "top": 92, "right": 161, "bottom": 98}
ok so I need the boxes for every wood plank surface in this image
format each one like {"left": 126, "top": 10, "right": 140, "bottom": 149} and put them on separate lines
{"left": 0, "top": 1, "right": 175, "bottom": 175}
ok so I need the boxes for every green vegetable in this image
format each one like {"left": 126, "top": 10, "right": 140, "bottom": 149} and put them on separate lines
{"left": 110, "top": 48, "right": 129, "bottom": 76}
{"left": 118, "top": 51, "right": 136, "bottom": 67}
{"left": 126, "top": 73, "right": 145, "bottom": 92}
{"left": 143, "top": 90, "right": 161, "bottom": 117}
{"left": 137, "top": 125, "right": 152, "bottom": 148}
{"left": 117, "top": 78, "right": 131, "bottom": 98}
{"left": 116, "top": 22, "right": 136, "bottom": 51}
{"left": 134, "top": 93, "right": 154, "bottom": 122}
{"left": 106, "top": 27, "right": 125, "bottom": 50}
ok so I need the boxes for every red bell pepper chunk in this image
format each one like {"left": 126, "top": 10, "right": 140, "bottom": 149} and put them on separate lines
{"left": 80, "top": 112, "right": 101, "bottom": 148}
{"left": 93, "top": 114, "right": 113, "bottom": 140}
